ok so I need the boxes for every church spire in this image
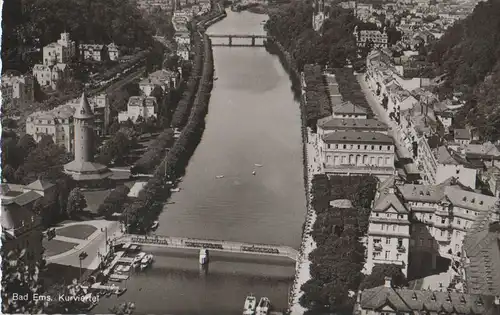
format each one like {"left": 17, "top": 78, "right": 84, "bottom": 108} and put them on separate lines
{"left": 74, "top": 92, "right": 94, "bottom": 119}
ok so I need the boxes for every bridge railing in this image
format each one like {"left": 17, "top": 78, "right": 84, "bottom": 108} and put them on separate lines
{"left": 119, "top": 235, "right": 298, "bottom": 261}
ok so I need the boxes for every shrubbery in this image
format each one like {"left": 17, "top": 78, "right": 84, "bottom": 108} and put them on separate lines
{"left": 302, "top": 64, "right": 332, "bottom": 128}
{"left": 131, "top": 129, "right": 175, "bottom": 174}
{"left": 97, "top": 185, "right": 131, "bottom": 219}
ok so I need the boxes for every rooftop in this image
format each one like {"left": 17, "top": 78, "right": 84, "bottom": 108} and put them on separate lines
{"left": 323, "top": 131, "right": 394, "bottom": 145}
{"left": 318, "top": 118, "right": 388, "bottom": 131}
{"left": 332, "top": 101, "right": 368, "bottom": 115}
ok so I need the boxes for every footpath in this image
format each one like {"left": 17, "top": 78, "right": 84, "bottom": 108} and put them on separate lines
{"left": 289, "top": 128, "right": 321, "bottom": 315}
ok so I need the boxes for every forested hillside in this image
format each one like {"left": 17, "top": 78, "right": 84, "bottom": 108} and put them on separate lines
{"left": 427, "top": 0, "right": 500, "bottom": 140}
{"left": 2, "top": 0, "right": 156, "bottom": 72}
{"left": 266, "top": 0, "right": 358, "bottom": 71}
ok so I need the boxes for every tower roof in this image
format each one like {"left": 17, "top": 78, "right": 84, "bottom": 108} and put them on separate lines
{"left": 74, "top": 92, "right": 94, "bottom": 119}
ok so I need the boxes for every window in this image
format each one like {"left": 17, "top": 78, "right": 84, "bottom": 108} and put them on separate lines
{"left": 371, "top": 145, "right": 375, "bottom": 150}
{"left": 386, "top": 238, "right": 391, "bottom": 244}
{"left": 379, "top": 145, "right": 383, "bottom": 150}
{"left": 441, "top": 218, "right": 446, "bottom": 224}
{"left": 441, "top": 230, "right": 444, "bottom": 237}
{"left": 343, "top": 145, "right": 346, "bottom": 149}
{"left": 457, "top": 219, "right": 461, "bottom": 225}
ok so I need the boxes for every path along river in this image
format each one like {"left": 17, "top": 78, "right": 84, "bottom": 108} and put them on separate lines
{"left": 94, "top": 9, "right": 306, "bottom": 314}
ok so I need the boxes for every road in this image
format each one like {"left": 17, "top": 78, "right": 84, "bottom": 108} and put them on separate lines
{"left": 357, "top": 74, "right": 412, "bottom": 160}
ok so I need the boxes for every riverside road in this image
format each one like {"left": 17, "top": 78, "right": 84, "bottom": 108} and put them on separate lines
{"left": 94, "top": 10, "right": 307, "bottom": 315}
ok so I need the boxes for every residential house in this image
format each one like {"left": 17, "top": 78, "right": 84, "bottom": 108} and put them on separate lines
{"left": 42, "top": 32, "right": 76, "bottom": 65}
{"left": 454, "top": 129, "right": 472, "bottom": 146}
{"left": 79, "top": 44, "right": 107, "bottom": 62}
{"left": 356, "top": 29, "right": 389, "bottom": 48}
{"left": 107, "top": 43, "right": 120, "bottom": 61}
{"left": 1, "top": 74, "right": 35, "bottom": 110}
{"left": 32, "top": 63, "right": 69, "bottom": 90}
{"left": 118, "top": 96, "right": 158, "bottom": 123}
{"left": 139, "top": 69, "right": 180, "bottom": 96}
{"left": 1, "top": 179, "right": 57, "bottom": 266}
{"left": 353, "top": 277, "right": 500, "bottom": 315}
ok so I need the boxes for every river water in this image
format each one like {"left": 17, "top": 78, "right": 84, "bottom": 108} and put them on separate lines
{"left": 93, "top": 10, "right": 306, "bottom": 314}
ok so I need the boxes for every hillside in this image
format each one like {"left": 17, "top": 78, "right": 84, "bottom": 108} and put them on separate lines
{"left": 427, "top": 0, "right": 500, "bottom": 140}
{"left": 2, "top": 0, "right": 156, "bottom": 72}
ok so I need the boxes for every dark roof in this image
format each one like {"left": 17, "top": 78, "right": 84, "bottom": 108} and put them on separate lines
{"left": 318, "top": 118, "right": 388, "bottom": 131}
{"left": 1, "top": 203, "right": 37, "bottom": 230}
{"left": 26, "top": 179, "right": 55, "bottom": 191}
{"left": 454, "top": 128, "right": 471, "bottom": 140}
{"left": 332, "top": 101, "right": 368, "bottom": 115}
{"left": 373, "top": 191, "right": 409, "bottom": 214}
{"left": 74, "top": 92, "right": 94, "bottom": 120}
{"left": 359, "top": 283, "right": 500, "bottom": 314}
{"left": 323, "top": 131, "right": 394, "bottom": 144}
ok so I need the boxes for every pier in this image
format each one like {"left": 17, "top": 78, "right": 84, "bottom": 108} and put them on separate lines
{"left": 114, "top": 234, "right": 299, "bottom": 261}
{"left": 208, "top": 34, "right": 269, "bottom": 47}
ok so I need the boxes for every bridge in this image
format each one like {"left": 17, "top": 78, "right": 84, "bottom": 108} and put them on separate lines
{"left": 114, "top": 234, "right": 298, "bottom": 261}
{"left": 208, "top": 34, "right": 270, "bottom": 47}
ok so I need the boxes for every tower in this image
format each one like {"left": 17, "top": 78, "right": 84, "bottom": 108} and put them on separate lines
{"left": 64, "top": 92, "right": 112, "bottom": 182}
{"left": 73, "top": 92, "right": 95, "bottom": 163}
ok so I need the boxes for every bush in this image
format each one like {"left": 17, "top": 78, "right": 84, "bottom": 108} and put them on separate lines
{"left": 132, "top": 129, "right": 175, "bottom": 174}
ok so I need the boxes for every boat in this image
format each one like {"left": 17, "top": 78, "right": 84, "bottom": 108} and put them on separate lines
{"left": 140, "top": 254, "right": 153, "bottom": 270}
{"left": 199, "top": 249, "right": 209, "bottom": 265}
{"left": 243, "top": 294, "right": 257, "bottom": 315}
{"left": 214, "top": 77, "right": 218, "bottom": 81}
{"left": 151, "top": 221, "right": 159, "bottom": 230}
{"left": 216, "top": 175, "right": 224, "bottom": 179}
{"left": 252, "top": 171, "right": 256, "bottom": 175}
{"left": 115, "top": 288, "right": 127, "bottom": 296}
{"left": 254, "top": 164, "right": 263, "bottom": 167}
{"left": 166, "top": 181, "right": 173, "bottom": 185}
{"left": 255, "top": 297, "right": 270, "bottom": 315}
{"left": 122, "top": 265, "right": 131, "bottom": 272}
{"left": 170, "top": 188, "right": 181, "bottom": 192}
{"left": 115, "top": 265, "right": 124, "bottom": 272}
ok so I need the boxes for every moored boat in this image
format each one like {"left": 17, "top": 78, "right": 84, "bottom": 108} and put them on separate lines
{"left": 216, "top": 175, "right": 224, "bottom": 179}
{"left": 170, "top": 188, "right": 181, "bottom": 192}
{"left": 151, "top": 221, "right": 159, "bottom": 230}
{"left": 140, "top": 254, "right": 153, "bottom": 270}
{"left": 199, "top": 249, "right": 209, "bottom": 265}
{"left": 255, "top": 297, "right": 270, "bottom": 315}
{"left": 243, "top": 294, "right": 257, "bottom": 315}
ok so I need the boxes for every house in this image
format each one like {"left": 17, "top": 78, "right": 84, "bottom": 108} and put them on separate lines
{"left": 1, "top": 73, "right": 35, "bottom": 110}
{"left": 454, "top": 129, "right": 472, "bottom": 145}
{"left": 42, "top": 32, "right": 76, "bottom": 65}
{"left": 365, "top": 176, "right": 499, "bottom": 277}
{"left": 139, "top": 69, "right": 180, "bottom": 96}
{"left": 118, "top": 96, "right": 158, "bottom": 123}
{"left": 353, "top": 277, "right": 500, "bottom": 315}
{"left": 32, "top": 63, "right": 69, "bottom": 90}
{"left": 79, "top": 44, "right": 106, "bottom": 62}
{"left": 107, "top": 43, "right": 120, "bottom": 61}
{"left": 319, "top": 131, "right": 395, "bottom": 180}
{"left": 356, "top": 29, "right": 389, "bottom": 48}
{"left": 177, "top": 44, "right": 190, "bottom": 61}
{"left": 1, "top": 180, "right": 56, "bottom": 266}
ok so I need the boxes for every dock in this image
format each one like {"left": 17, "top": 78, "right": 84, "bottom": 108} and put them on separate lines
{"left": 110, "top": 274, "right": 130, "bottom": 281}
{"left": 118, "top": 257, "right": 134, "bottom": 263}
{"left": 103, "top": 251, "right": 126, "bottom": 276}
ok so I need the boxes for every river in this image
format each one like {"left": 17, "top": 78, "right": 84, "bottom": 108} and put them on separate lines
{"left": 93, "top": 9, "right": 306, "bottom": 314}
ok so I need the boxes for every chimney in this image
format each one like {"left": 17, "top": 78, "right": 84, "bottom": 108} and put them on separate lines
{"left": 384, "top": 277, "right": 392, "bottom": 288}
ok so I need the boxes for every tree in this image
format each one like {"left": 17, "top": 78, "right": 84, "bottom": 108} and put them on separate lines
{"left": 359, "top": 264, "right": 408, "bottom": 290}
{"left": 2, "top": 164, "right": 16, "bottom": 183}
{"left": 66, "top": 188, "right": 87, "bottom": 218}
{"left": 16, "top": 134, "right": 37, "bottom": 161}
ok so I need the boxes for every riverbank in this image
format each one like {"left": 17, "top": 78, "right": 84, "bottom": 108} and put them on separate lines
{"left": 264, "top": 34, "right": 318, "bottom": 314}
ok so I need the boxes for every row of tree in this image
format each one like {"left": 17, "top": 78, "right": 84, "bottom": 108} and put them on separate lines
{"left": 131, "top": 129, "right": 175, "bottom": 174}
{"left": 300, "top": 175, "right": 378, "bottom": 313}
{"left": 302, "top": 64, "right": 332, "bottom": 128}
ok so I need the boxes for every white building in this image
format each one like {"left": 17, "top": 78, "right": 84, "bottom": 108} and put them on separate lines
{"left": 177, "top": 44, "right": 190, "bottom": 61}
{"left": 118, "top": 96, "right": 158, "bottom": 123}
{"left": 32, "top": 63, "right": 69, "bottom": 90}
{"left": 139, "top": 69, "right": 180, "bottom": 96}
{"left": 79, "top": 44, "right": 105, "bottom": 62}
{"left": 107, "top": 43, "right": 120, "bottom": 61}
{"left": 364, "top": 176, "right": 499, "bottom": 277}
{"left": 42, "top": 33, "right": 76, "bottom": 65}
{"left": 356, "top": 29, "right": 389, "bottom": 48}
{"left": 1, "top": 74, "right": 35, "bottom": 110}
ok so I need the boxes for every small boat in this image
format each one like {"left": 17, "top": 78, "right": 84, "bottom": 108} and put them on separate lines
{"left": 254, "top": 164, "right": 263, "bottom": 167}
{"left": 255, "top": 297, "right": 270, "bottom": 315}
{"left": 243, "top": 294, "right": 257, "bottom": 315}
{"left": 216, "top": 175, "right": 224, "bottom": 179}
{"left": 199, "top": 249, "right": 209, "bottom": 265}
{"left": 115, "top": 288, "right": 127, "bottom": 296}
{"left": 140, "top": 254, "right": 153, "bottom": 270}
{"left": 214, "top": 77, "right": 218, "bottom": 81}
{"left": 252, "top": 171, "right": 256, "bottom": 175}
{"left": 170, "top": 188, "right": 181, "bottom": 192}
{"left": 166, "top": 181, "right": 173, "bottom": 185}
{"left": 151, "top": 221, "right": 159, "bottom": 230}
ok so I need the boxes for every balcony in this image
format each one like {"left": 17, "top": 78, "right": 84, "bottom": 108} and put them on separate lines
{"left": 397, "top": 245, "right": 406, "bottom": 253}
{"left": 374, "top": 244, "right": 383, "bottom": 251}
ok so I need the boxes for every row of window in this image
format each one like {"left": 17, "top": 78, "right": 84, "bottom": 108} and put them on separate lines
{"left": 327, "top": 143, "right": 392, "bottom": 151}
{"left": 326, "top": 155, "right": 392, "bottom": 167}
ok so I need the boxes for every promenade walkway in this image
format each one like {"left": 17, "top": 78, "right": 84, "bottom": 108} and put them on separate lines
{"left": 289, "top": 128, "right": 322, "bottom": 314}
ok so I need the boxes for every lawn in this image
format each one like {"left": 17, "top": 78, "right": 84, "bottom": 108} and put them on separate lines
{"left": 82, "top": 189, "right": 111, "bottom": 213}
{"left": 43, "top": 239, "right": 79, "bottom": 257}
{"left": 56, "top": 224, "right": 97, "bottom": 240}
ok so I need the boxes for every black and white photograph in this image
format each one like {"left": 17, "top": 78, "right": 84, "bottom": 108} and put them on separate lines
{"left": 1, "top": 0, "right": 500, "bottom": 314}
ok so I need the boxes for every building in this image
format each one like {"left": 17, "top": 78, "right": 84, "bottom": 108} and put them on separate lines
{"left": 1, "top": 180, "right": 56, "bottom": 266}
{"left": 462, "top": 204, "right": 500, "bottom": 296}
{"left": 107, "top": 43, "right": 120, "bottom": 61}
{"left": 174, "top": 33, "right": 191, "bottom": 46}
{"left": 312, "top": 0, "right": 329, "bottom": 32}
{"left": 353, "top": 277, "right": 500, "bottom": 315}
{"left": 356, "top": 29, "right": 389, "bottom": 48}
{"left": 317, "top": 117, "right": 389, "bottom": 138}
{"left": 139, "top": 69, "right": 180, "bottom": 96}
{"left": 118, "top": 96, "right": 158, "bottom": 123}
{"left": 332, "top": 101, "right": 369, "bottom": 119}
{"left": 79, "top": 44, "right": 106, "bottom": 62}
{"left": 63, "top": 93, "right": 112, "bottom": 181}
{"left": 32, "top": 63, "right": 69, "bottom": 90}
{"left": 26, "top": 93, "right": 110, "bottom": 152}
{"left": 454, "top": 129, "right": 472, "bottom": 146}
{"left": 319, "top": 131, "right": 396, "bottom": 179}
{"left": 42, "top": 32, "right": 76, "bottom": 65}
{"left": 177, "top": 43, "right": 190, "bottom": 60}
{"left": 1, "top": 73, "right": 35, "bottom": 110}
{"left": 364, "top": 176, "right": 498, "bottom": 277}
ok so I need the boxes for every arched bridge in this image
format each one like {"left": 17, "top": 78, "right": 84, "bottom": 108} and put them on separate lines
{"left": 115, "top": 234, "right": 298, "bottom": 261}
{"left": 208, "top": 34, "right": 270, "bottom": 47}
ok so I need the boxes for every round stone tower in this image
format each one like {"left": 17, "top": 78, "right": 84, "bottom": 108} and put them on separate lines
{"left": 73, "top": 92, "right": 95, "bottom": 163}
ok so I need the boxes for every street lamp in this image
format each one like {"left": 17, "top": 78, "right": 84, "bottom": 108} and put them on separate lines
{"left": 78, "top": 251, "right": 88, "bottom": 280}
